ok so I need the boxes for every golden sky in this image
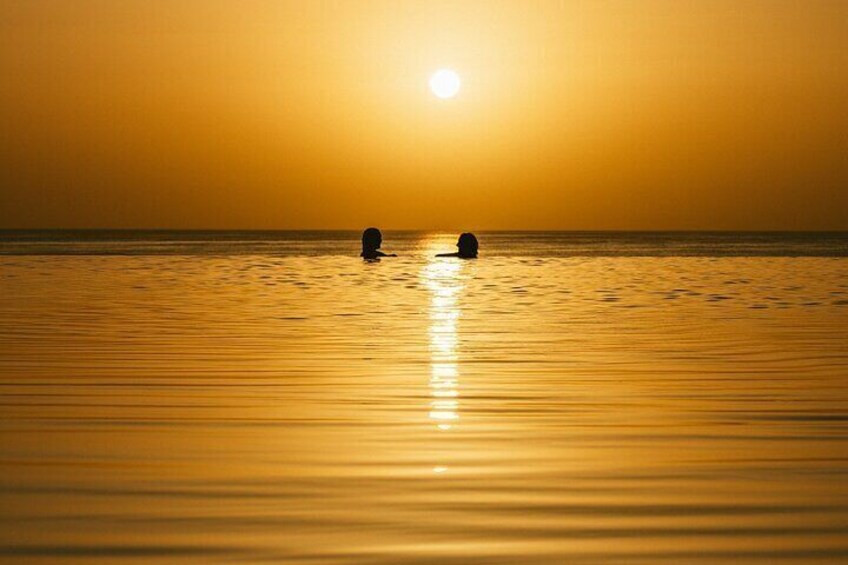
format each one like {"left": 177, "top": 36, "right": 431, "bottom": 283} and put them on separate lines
{"left": 1, "top": 0, "right": 846, "bottom": 230}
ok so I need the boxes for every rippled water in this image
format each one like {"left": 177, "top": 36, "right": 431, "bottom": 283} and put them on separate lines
{"left": 1, "top": 232, "right": 847, "bottom": 563}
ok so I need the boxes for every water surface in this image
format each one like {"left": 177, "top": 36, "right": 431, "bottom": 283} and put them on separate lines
{"left": 1, "top": 232, "right": 847, "bottom": 563}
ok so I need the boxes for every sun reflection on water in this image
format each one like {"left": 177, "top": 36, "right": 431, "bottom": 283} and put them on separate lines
{"left": 422, "top": 256, "right": 465, "bottom": 474}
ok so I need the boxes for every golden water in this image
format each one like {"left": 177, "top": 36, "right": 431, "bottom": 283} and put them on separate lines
{"left": 1, "top": 233, "right": 847, "bottom": 563}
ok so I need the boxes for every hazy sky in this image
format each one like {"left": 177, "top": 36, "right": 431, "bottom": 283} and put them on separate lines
{"left": 1, "top": 0, "right": 847, "bottom": 230}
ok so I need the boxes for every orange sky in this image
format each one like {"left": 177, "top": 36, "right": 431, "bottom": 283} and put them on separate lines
{"left": 1, "top": 0, "right": 847, "bottom": 230}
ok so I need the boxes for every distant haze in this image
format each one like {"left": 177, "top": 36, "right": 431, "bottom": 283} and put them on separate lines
{"left": 1, "top": 1, "right": 847, "bottom": 230}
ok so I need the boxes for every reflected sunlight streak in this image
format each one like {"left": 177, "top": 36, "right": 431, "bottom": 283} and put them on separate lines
{"left": 422, "top": 256, "right": 465, "bottom": 472}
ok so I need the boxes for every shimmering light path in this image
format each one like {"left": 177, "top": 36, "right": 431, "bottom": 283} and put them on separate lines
{"left": 424, "top": 254, "right": 466, "bottom": 474}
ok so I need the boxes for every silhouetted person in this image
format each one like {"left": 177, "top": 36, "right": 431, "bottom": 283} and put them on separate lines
{"left": 361, "top": 227, "right": 396, "bottom": 259}
{"left": 437, "top": 232, "right": 478, "bottom": 258}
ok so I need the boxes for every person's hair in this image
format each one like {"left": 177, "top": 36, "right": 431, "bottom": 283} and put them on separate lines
{"left": 361, "top": 227, "right": 382, "bottom": 250}
{"left": 457, "top": 232, "right": 479, "bottom": 256}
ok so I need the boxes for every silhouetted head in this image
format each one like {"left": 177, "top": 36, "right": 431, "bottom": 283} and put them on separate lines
{"left": 361, "top": 227, "right": 383, "bottom": 257}
{"left": 456, "top": 232, "right": 479, "bottom": 258}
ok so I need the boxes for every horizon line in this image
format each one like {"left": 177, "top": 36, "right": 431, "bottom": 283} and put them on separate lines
{"left": 2, "top": 228, "right": 847, "bottom": 234}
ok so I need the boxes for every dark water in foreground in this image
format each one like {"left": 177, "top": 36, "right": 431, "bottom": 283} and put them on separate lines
{"left": 1, "top": 232, "right": 847, "bottom": 563}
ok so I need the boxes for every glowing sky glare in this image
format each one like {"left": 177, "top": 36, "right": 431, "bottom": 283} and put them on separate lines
{"left": 429, "top": 69, "right": 461, "bottom": 99}
{"left": 1, "top": 2, "right": 847, "bottom": 230}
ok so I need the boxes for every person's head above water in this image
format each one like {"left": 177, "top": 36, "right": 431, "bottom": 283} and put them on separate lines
{"left": 456, "top": 232, "right": 479, "bottom": 258}
{"left": 435, "top": 232, "right": 479, "bottom": 258}
{"left": 361, "top": 227, "right": 382, "bottom": 253}
{"left": 361, "top": 227, "right": 396, "bottom": 259}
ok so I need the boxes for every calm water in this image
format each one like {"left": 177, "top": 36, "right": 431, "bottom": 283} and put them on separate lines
{"left": 1, "top": 231, "right": 847, "bottom": 564}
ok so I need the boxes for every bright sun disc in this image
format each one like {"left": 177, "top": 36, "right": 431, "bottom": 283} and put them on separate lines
{"left": 429, "top": 69, "right": 461, "bottom": 99}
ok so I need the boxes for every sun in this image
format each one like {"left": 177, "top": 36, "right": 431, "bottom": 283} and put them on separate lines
{"left": 429, "top": 69, "right": 461, "bottom": 99}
